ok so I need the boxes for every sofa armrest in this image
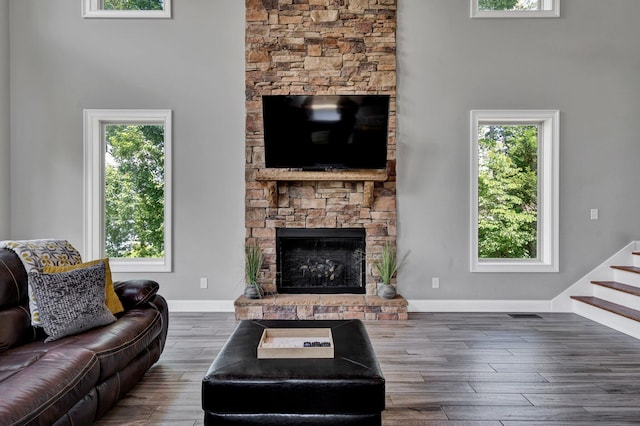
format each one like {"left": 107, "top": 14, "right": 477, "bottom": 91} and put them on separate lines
{"left": 113, "top": 280, "right": 160, "bottom": 311}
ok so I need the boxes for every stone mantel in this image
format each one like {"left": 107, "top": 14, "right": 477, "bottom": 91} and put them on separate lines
{"left": 255, "top": 169, "right": 388, "bottom": 208}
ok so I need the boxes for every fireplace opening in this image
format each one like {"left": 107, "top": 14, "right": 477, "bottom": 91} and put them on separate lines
{"left": 276, "top": 228, "right": 365, "bottom": 294}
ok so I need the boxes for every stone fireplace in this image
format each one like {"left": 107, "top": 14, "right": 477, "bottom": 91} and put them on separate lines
{"left": 237, "top": 0, "right": 407, "bottom": 320}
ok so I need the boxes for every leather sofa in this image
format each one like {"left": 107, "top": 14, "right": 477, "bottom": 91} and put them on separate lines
{"left": 0, "top": 248, "right": 169, "bottom": 425}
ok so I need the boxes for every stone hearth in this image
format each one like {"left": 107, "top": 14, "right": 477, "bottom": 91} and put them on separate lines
{"left": 235, "top": 294, "right": 408, "bottom": 321}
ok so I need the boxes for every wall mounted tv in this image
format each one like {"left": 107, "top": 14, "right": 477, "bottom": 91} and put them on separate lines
{"left": 262, "top": 94, "right": 390, "bottom": 170}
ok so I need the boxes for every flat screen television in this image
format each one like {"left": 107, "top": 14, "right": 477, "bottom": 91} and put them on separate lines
{"left": 262, "top": 94, "right": 390, "bottom": 170}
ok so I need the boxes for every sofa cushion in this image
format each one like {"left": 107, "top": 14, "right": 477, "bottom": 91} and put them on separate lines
{"left": 0, "top": 306, "right": 32, "bottom": 353}
{"left": 0, "top": 346, "right": 100, "bottom": 426}
{"left": 28, "top": 263, "right": 116, "bottom": 342}
{"left": 44, "top": 258, "right": 124, "bottom": 315}
{"left": 64, "top": 306, "right": 164, "bottom": 381}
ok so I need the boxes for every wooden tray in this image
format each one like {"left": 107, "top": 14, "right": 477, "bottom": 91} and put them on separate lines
{"left": 257, "top": 328, "right": 334, "bottom": 359}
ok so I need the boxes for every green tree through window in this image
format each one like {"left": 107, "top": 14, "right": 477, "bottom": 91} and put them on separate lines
{"left": 478, "top": 0, "right": 539, "bottom": 11}
{"left": 105, "top": 124, "right": 165, "bottom": 259}
{"left": 103, "top": 0, "right": 163, "bottom": 11}
{"left": 477, "top": 124, "right": 538, "bottom": 259}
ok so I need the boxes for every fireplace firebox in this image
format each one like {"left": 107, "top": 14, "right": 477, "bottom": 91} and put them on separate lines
{"left": 276, "top": 228, "right": 366, "bottom": 294}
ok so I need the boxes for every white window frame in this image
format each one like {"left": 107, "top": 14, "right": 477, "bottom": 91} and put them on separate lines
{"left": 83, "top": 109, "right": 172, "bottom": 272}
{"left": 470, "top": 110, "right": 559, "bottom": 273}
{"left": 470, "top": 0, "right": 560, "bottom": 18}
{"left": 82, "top": 0, "right": 172, "bottom": 19}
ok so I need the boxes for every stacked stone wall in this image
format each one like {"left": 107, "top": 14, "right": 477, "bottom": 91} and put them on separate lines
{"left": 245, "top": 0, "right": 397, "bottom": 296}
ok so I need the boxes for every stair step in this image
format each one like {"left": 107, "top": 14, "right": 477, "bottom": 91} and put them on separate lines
{"left": 591, "top": 281, "right": 640, "bottom": 297}
{"left": 611, "top": 265, "right": 640, "bottom": 274}
{"left": 571, "top": 296, "right": 640, "bottom": 323}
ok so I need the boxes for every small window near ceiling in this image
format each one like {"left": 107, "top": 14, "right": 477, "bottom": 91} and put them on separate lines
{"left": 82, "top": 0, "right": 171, "bottom": 19}
{"left": 471, "top": 0, "right": 560, "bottom": 18}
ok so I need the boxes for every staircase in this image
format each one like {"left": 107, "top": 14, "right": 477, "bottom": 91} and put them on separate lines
{"left": 569, "top": 245, "right": 640, "bottom": 339}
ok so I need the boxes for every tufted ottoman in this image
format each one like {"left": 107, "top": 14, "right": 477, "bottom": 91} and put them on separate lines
{"left": 202, "top": 319, "right": 385, "bottom": 425}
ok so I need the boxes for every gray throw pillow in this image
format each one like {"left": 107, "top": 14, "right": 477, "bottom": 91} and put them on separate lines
{"left": 28, "top": 262, "right": 116, "bottom": 342}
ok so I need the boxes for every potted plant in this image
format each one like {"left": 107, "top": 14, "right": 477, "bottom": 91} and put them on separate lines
{"left": 243, "top": 244, "right": 263, "bottom": 299}
{"left": 372, "top": 242, "right": 407, "bottom": 299}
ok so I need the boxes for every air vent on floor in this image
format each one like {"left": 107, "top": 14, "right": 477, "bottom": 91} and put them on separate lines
{"left": 508, "top": 313, "right": 542, "bottom": 319}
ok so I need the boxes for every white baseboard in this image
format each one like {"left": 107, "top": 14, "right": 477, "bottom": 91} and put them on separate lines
{"left": 166, "top": 299, "right": 557, "bottom": 313}
{"left": 167, "top": 300, "right": 235, "bottom": 312}
{"left": 407, "top": 299, "right": 556, "bottom": 312}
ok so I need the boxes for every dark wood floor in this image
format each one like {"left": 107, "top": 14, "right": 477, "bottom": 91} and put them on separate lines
{"left": 96, "top": 312, "right": 640, "bottom": 425}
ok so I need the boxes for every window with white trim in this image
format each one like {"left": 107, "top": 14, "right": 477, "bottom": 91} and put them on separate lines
{"left": 471, "top": 0, "right": 560, "bottom": 18}
{"left": 470, "top": 110, "right": 559, "bottom": 272}
{"left": 82, "top": 0, "right": 171, "bottom": 19}
{"left": 84, "top": 109, "right": 172, "bottom": 272}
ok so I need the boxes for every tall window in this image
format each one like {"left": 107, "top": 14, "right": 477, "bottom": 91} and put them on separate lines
{"left": 82, "top": 0, "right": 171, "bottom": 18}
{"left": 471, "top": 110, "right": 559, "bottom": 272}
{"left": 471, "top": 0, "right": 560, "bottom": 18}
{"left": 84, "top": 109, "right": 172, "bottom": 272}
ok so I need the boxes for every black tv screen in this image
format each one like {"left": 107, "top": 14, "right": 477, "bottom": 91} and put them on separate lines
{"left": 262, "top": 95, "right": 389, "bottom": 170}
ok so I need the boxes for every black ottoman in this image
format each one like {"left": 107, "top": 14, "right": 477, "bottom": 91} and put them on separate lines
{"left": 202, "top": 319, "right": 385, "bottom": 425}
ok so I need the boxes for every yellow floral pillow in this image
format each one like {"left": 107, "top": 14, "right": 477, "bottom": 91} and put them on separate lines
{"left": 44, "top": 258, "right": 124, "bottom": 315}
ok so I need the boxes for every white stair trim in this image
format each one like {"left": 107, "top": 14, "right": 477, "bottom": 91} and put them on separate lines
{"left": 593, "top": 285, "right": 640, "bottom": 311}
{"left": 613, "top": 267, "right": 640, "bottom": 287}
{"left": 573, "top": 299, "right": 640, "bottom": 340}
{"left": 551, "top": 241, "right": 639, "bottom": 311}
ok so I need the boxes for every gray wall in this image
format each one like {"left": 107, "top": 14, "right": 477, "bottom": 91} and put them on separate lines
{"left": 8, "top": 0, "right": 640, "bottom": 303}
{"left": 9, "top": 1, "right": 246, "bottom": 301}
{"left": 0, "top": 0, "right": 8, "bottom": 237}
{"left": 397, "top": 0, "right": 640, "bottom": 300}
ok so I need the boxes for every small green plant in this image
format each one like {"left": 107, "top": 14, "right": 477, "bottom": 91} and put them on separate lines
{"left": 373, "top": 242, "right": 408, "bottom": 284}
{"left": 245, "top": 244, "right": 263, "bottom": 298}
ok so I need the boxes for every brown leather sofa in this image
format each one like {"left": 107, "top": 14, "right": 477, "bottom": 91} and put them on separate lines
{"left": 0, "top": 248, "right": 169, "bottom": 425}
